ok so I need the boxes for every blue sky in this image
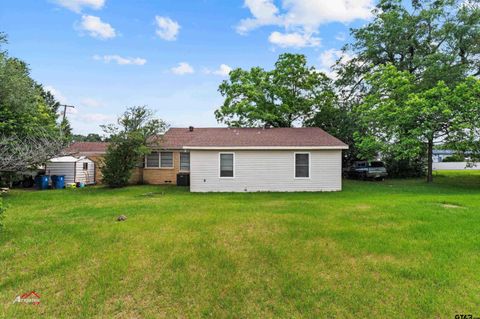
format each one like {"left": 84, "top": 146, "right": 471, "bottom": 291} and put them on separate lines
{"left": 1, "top": 0, "right": 374, "bottom": 134}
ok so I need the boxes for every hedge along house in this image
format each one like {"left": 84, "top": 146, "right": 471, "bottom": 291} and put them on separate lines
{"left": 144, "top": 127, "right": 348, "bottom": 192}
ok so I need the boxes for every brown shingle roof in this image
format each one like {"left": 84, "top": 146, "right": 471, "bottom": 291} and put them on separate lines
{"left": 159, "top": 127, "right": 347, "bottom": 149}
{"left": 65, "top": 142, "right": 109, "bottom": 154}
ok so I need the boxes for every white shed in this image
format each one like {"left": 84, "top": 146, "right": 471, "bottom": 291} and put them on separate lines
{"left": 45, "top": 156, "right": 95, "bottom": 185}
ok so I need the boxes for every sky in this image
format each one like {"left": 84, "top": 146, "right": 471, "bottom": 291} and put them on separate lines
{"left": 1, "top": 0, "right": 374, "bottom": 135}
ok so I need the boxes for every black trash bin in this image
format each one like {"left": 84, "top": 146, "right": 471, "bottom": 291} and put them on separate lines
{"left": 176, "top": 173, "right": 190, "bottom": 186}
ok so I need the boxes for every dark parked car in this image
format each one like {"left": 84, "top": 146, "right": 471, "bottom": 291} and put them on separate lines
{"left": 347, "top": 161, "right": 388, "bottom": 180}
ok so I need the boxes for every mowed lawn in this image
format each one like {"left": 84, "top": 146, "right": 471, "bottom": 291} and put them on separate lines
{"left": 1, "top": 171, "right": 480, "bottom": 318}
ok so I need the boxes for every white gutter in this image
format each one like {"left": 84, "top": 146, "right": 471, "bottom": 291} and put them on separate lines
{"left": 182, "top": 146, "right": 349, "bottom": 150}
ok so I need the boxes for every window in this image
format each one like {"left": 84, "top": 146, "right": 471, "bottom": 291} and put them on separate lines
{"left": 83, "top": 162, "right": 88, "bottom": 170}
{"left": 219, "top": 153, "right": 234, "bottom": 177}
{"left": 145, "top": 152, "right": 173, "bottom": 168}
{"left": 160, "top": 152, "right": 173, "bottom": 168}
{"left": 146, "top": 152, "right": 159, "bottom": 168}
{"left": 370, "top": 161, "right": 384, "bottom": 168}
{"left": 180, "top": 152, "right": 190, "bottom": 171}
{"left": 295, "top": 153, "right": 309, "bottom": 178}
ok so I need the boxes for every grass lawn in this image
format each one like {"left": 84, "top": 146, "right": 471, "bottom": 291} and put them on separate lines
{"left": 1, "top": 171, "right": 480, "bottom": 318}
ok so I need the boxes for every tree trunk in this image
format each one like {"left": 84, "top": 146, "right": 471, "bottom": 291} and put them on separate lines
{"left": 427, "top": 139, "right": 433, "bottom": 183}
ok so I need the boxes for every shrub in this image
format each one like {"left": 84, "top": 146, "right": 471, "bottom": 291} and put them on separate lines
{"left": 384, "top": 156, "right": 426, "bottom": 178}
{"left": 101, "top": 106, "right": 167, "bottom": 188}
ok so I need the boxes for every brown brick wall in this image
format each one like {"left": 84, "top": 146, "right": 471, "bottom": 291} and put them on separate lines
{"left": 87, "top": 151, "right": 185, "bottom": 185}
{"left": 143, "top": 151, "right": 182, "bottom": 185}
{"left": 87, "top": 155, "right": 104, "bottom": 183}
{"left": 129, "top": 167, "right": 144, "bottom": 184}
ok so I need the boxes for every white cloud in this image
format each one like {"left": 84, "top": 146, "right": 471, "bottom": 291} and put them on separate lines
{"left": 204, "top": 64, "right": 233, "bottom": 77}
{"left": 93, "top": 54, "right": 146, "bottom": 65}
{"left": 155, "top": 16, "right": 180, "bottom": 41}
{"left": 171, "top": 62, "right": 194, "bottom": 75}
{"left": 268, "top": 31, "right": 320, "bottom": 48}
{"left": 237, "top": 0, "right": 373, "bottom": 47}
{"left": 78, "top": 15, "right": 116, "bottom": 39}
{"left": 282, "top": 0, "right": 373, "bottom": 31}
{"left": 237, "top": 0, "right": 282, "bottom": 34}
{"left": 318, "top": 48, "right": 354, "bottom": 78}
{"left": 44, "top": 85, "right": 67, "bottom": 104}
{"left": 52, "top": 0, "right": 105, "bottom": 13}
{"left": 81, "top": 98, "right": 103, "bottom": 108}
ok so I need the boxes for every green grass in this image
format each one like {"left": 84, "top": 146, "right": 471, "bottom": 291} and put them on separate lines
{"left": 1, "top": 171, "right": 480, "bottom": 318}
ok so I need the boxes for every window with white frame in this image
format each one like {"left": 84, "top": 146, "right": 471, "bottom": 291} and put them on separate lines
{"left": 180, "top": 152, "right": 190, "bottom": 171}
{"left": 145, "top": 152, "right": 174, "bottom": 168}
{"left": 219, "top": 153, "right": 234, "bottom": 177}
{"left": 295, "top": 153, "right": 310, "bottom": 178}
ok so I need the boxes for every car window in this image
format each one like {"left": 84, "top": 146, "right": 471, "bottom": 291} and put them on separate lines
{"left": 370, "top": 161, "right": 384, "bottom": 167}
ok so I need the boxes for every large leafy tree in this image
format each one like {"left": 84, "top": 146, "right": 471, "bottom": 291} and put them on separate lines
{"left": 339, "top": 0, "right": 480, "bottom": 92}
{"left": 0, "top": 32, "right": 70, "bottom": 174}
{"left": 356, "top": 64, "right": 480, "bottom": 182}
{"left": 101, "top": 106, "right": 167, "bottom": 187}
{"left": 215, "top": 53, "right": 335, "bottom": 127}
{"left": 334, "top": 0, "right": 480, "bottom": 177}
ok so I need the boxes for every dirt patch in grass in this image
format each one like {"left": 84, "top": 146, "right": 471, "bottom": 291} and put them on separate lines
{"left": 440, "top": 203, "right": 464, "bottom": 209}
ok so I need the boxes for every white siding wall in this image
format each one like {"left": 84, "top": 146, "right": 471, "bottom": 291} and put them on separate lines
{"left": 190, "top": 150, "right": 343, "bottom": 192}
{"left": 45, "top": 162, "right": 76, "bottom": 184}
{"left": 75, "top": 159, "right": 95, "bottom": 184}
{"left": 46, "top": 159, "right": 95, "bottom": 185}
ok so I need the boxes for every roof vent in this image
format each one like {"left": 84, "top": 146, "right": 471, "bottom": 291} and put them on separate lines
{"left": 189, "top": 126, "right": 194, "bottom": 132}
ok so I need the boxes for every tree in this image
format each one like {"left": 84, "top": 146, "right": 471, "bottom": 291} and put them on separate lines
{"left": 0, "top": 32, "right": 69, "bottom": 175}
{"left": 215, "top": 53, "right": 335, "bottom": 127}
{"left": 339, "top": 0, "right": 480, "bottom": 93}
{"left": 356, "top": 64, "right": 480, "bottom": 182}
{"left": 101, "top": 106, "right": 167, "bottom": 187}
{"left": 334, "top": 0, "right": 480, "bottom": 175}
{"left": 72, "top": 133, "right": 104, "bottom": 142}
{"left": 0, "top": 129, "right": 67, "bottom": 172}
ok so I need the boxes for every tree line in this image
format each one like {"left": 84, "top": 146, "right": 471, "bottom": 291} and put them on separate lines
{"left": 214, "top": 0, "right": 480, "bottom": 182}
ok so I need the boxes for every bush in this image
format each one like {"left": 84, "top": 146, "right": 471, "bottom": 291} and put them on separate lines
{"left": 100, "top": 106, "right": 167, "bottom": 188}
{"left": 101, "top": 136, "right": 145, "bottom": 187}
{"left": 442, "top": 154, "right": 465, "bottom": 162}
{"left": 384, "top": 156, "right": 426, "bottom": 178}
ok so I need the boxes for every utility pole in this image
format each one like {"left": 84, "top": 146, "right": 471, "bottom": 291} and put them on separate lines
{"left": 59, "top": 104, "right": 75, "bottom": 122}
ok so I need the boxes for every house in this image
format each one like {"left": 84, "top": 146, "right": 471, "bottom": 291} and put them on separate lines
{"left": 45, "top": 156, "right": 95, "bottom": 185}
{"left": 145, "top": 127, "right": 348, "bottom": 192}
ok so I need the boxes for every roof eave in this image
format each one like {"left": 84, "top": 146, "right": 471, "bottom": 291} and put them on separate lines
{"left": 182, "top": 145, "right": 349, "bottom": 150}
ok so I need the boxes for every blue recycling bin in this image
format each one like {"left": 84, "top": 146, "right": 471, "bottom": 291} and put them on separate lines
{"left": 51, "top": 175, "right": 65, "bottom": 189}
{"left": 35, "top": 175, "right": 49, "bottom": 190}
